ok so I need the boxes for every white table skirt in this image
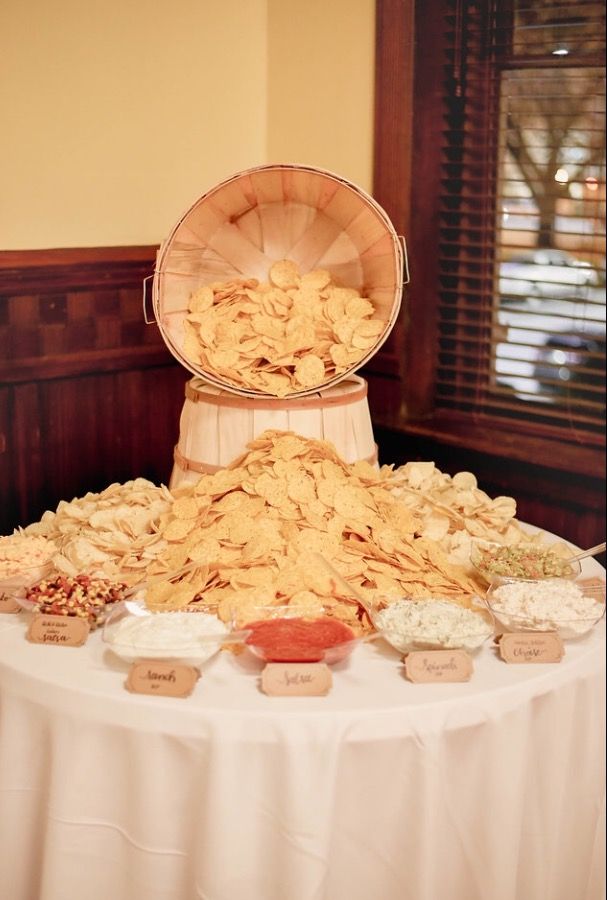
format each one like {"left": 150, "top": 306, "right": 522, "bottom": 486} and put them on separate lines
{"left": 0, "top": 565, "right": 604, "bottom": 900}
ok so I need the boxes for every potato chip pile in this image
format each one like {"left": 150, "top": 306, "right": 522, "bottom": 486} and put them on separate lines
{"left": 24, "top": 479, "right": 172, "bottom": 586}
{"left": 181, "top": 260, "right": 385, "bottom": 396}
{"left": 388, "top": 461, "right": 538, "bottom": 566}
{"left": 144, "top": 431, "right": 500, "bottom": 633}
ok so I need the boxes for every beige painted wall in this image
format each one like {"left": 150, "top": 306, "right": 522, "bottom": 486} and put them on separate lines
{"left": 0, "top": 0, "right": 375, "bottom": 250}
{"left": 267, "top": 0, "right": 375, "bottom": 191}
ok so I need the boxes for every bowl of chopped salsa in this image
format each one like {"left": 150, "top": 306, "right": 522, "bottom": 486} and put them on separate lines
{"left": 470, "top": 540, "right": 580, "bottom": 584}
{"left": 18, "top": 573, "right": 127, "bottom": 629}
{"left": 238, "top": 607, "right": 359, "bottom": 664}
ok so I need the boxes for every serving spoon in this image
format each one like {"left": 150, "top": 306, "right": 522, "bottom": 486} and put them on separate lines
{"left": 313, "top": 552, "right": 376, "bottom": 618}
{"left": 567, "top": 542, "right": 606, "bottom": 564}
{"left": 121, "top": 562, "right": 199, "bottom": 600}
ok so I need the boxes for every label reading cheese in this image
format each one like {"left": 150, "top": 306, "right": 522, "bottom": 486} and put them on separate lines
{"left": 498, "top": 632, "right": 564, "bottom": 664}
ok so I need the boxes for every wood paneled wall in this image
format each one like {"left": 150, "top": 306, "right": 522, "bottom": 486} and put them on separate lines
{"left": 1, "top": 246, "right": 604, "bottom": 562}
{"left": 0, "top": 248, "right": 186, "bottom": 534}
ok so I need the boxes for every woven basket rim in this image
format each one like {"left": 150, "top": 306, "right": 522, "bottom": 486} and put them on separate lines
{"left": 183, "top": 373, "right": 369, "bottom": 410}
{"left": 156, "top": 162, "right": 401, "bottom": 268}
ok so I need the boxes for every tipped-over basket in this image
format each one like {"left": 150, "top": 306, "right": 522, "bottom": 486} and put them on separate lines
{"left": 149, "top": 163, "right": 407, "bottom": 398}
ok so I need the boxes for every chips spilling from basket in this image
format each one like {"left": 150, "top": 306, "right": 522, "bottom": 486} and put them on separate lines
{"left": 152, "top": 163, "right": 405, "bottom": 397}
{"left": 182, "top": 260, "right": 386, "bottom": 396}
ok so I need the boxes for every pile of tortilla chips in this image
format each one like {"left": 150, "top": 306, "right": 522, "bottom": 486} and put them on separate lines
{"left": 21, "top": 434, "right": 544, "bottom": 637}
{"left": 144, "top": 431, "right": 529, "bottom": 633}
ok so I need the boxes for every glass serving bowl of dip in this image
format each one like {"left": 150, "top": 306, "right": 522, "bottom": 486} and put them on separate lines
{"left": 233, "top": 604, "right": 360, "bottom": 665}
{"left": 17, "top": 572, "right": 127, "bottom": 629}
{"left": 0, "top": 562, "right": 54, "bottom": 606}
{"left": 0, "top": 534, "right": 58, "bottom": 604}
{"left": 366, "top": 595, "right": 495, "bottom": 655}
{"left": 470, "top": 540, "right": 580, "bottom": 586}
{"left": 485, "top": 578, "right": 605, "bottom": 640}
{"left": 102, "top": 600, "right": 244, "bottom": 666}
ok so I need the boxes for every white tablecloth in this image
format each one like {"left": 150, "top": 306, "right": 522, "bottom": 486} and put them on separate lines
{"left": 0, "top": 565, "right": 605, "bottom": 900}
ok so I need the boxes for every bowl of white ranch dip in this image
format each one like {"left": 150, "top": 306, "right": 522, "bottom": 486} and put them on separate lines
{"left": 102, "top": 600, "right": 238, "bottom": 666}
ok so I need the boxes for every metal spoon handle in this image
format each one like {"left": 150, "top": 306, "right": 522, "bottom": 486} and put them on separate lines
{"left": 313, "top": 553, "right": 373, "bottom": 615}
{"left": 569, "top": 542, "right": 606, "bottom": 563}
{"left": 122, "top": 562, "right": 198, "bottom": 599}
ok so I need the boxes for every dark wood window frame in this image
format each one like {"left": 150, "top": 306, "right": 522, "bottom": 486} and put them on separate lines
{"left": 372, "top": 0, "right": 606, "bottom": 480}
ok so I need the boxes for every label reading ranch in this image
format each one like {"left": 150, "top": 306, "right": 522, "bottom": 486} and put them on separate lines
{"left": 261, "top": 662, "right": 332, "bottom": 696}
{"left": 126, "top": 661, "right": 200, "bottom": 698}
{"left": 404, "top": 649, "right": 473, "bottom": 683}
{"left": 27, "top": 613, "right": 90, "bottom": 646}
{"left": 498, "top": 632, "right": 564, "bottom": 664}
{"left": 0, "top": 592, "right": 21, "bottom": 614}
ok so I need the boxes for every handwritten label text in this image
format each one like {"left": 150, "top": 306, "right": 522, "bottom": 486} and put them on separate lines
{"left": 499, "top": 632, "right": 564, "bottom": 664}
{"left": 404, "top": 649, "right": 473, "bottom": 683}
{"left": 262, "top": 662, "right": 332, "bottom": 696}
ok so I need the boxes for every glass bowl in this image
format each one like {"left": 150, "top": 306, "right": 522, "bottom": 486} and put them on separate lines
{"left": 470, "top": 539, "right": 580, "bottom": 585}
{"left": 234, "top": 604, "right": 360, "bottom": 665}
{"left": 102, "top": 600, "right": 244, "bottom": 666}
{"left": 485, "top": 577, "right": 606, "bottom": 639}
{"left": 366, "top": 595, "right": 495, "bottom": 654}
{"left": 16, "top": 572, "right": 127, "bottom": 628}
{"left": 0, "top": 561, "right": 55, "bottom": 604}
{"left": 0, "top": 535, "right": 57, "bottom": 598}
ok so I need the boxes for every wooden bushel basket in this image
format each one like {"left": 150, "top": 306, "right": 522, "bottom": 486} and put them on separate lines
{"left": 148, "top": 163, "right": 407, "bottom": 398}
{"left": 169, "top": 375, "right": 377, "bottom": 490}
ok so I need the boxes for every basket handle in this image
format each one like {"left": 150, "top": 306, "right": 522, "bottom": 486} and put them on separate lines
{"left": 399, "top": 235, "right": 410, "bottom": 286}
{"left": 142, "top": 274, "right": 157, "bottom": 325}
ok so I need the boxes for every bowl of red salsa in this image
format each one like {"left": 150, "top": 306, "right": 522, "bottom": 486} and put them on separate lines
{"left": 239, "top": 609, "right": 358, "bottom": 665}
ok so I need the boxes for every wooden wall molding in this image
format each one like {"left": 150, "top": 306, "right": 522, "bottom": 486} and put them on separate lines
{"left": 0, "top": 246, "right": 158, "bottom": 294}
{"left": 0, "top": 246, "right": 175, "bottom": 385}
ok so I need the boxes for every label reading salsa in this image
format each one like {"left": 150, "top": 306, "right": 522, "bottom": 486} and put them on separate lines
{"left": 243, "top": 616, "right": 356, "bottom": 663}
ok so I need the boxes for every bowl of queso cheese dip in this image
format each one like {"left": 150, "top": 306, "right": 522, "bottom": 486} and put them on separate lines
{"left": 0, "top": 534, "right": 57, "bottom": 600}
{"left": 485, "top": 578, "right": 605, "bottom": 639}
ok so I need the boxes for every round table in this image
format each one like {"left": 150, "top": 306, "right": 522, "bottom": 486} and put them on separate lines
{"left": 0, "top": 562, "right": 604, "bottom": 900}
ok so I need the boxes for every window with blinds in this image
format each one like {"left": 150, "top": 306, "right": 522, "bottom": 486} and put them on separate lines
{"left": 434, "top": 0, "right": 605, "bottom": 441}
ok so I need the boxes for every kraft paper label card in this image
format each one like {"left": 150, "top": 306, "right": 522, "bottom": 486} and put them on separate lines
{"left": 578, "top": 577, "right": 605, "bottom": 591}
{"left": 261, "top": 662, "right": 332, "bottom": 696}
{"left": 498, "top": 632, "right": 564, "bottom": 664}
{"left": 404, "top": 649, "right": 473, "bottom": 683}
{"left": 27, "top": 614, "right": 90, "bottom": 646}
{"left": 126, "top": 661, "right": 200, "bottom": 698}
{"left": 0, "top": 592, "right": 21, "bottom": 614}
